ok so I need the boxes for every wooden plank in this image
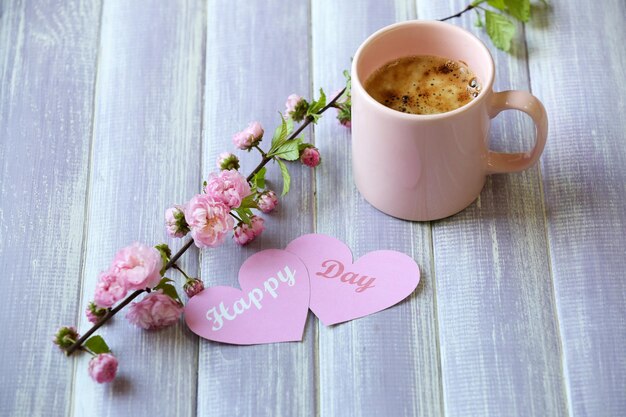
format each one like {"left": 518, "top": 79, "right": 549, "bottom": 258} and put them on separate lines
{"left": 415, "top": 2, "right": 569, "bottom": 416}
{"left": 198, "top": 1, "right": 316, "bottom": 416}
{"left": 71, "top": 1, "right": 205, "bottom": 416}
{"left": 312, "top": 1, "right": 443, "bottom": 416}
{"left": 525, "top": 1, "right": 626, "bottom": 415}
{"left": 0, "top": 1, "right": 101, "bottom": 416}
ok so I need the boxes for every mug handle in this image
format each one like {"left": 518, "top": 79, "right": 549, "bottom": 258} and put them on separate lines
{"left": 486, "top": 90, "right": 548, "bottom": 174}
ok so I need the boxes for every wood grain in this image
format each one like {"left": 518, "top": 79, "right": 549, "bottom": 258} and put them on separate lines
{"left": 526, "top": 1, "right": 626, "bottom": 415}
{"left": 0, "top": 1, "right": 101, "bottom": 416}
{"left": 312, "top": 1, "right": 443, "bottom": 416}
{"left": 417, "top": 1, "right": 569, "bottom": 416}
{"left": 71, "top": 1, "right": 205, "bottom": 416}
{"left": 198, "top": 1, "right": 316, "bottom": 416}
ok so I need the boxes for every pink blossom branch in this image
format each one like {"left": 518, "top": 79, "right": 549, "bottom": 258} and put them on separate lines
{"left": 64, "top": 88, "right": 345, "bottom": 357}
{"left": 246, "top": 87, "right": 346, "bottom": 182}
{"left": 65, "top": 239, "right": 194, "bottom": 355}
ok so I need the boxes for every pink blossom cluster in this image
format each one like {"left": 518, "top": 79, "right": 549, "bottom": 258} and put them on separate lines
{"left": 300, "top": 146, "right": 321, "bottom": 167}
{"left": 126, "top": 291, "right": 183, "bottom": 330}
{"left": 93, "top": 243, "right": 163, "bottom": 309}
{"left": 233, "top": 215, "right": 265, "bottom": 246}
{"left": 165, "top": 169, "right": 253, "bottom": 248}
{"left": 256, "top": 190, "right": 278, "bottom": 213}
{"left": 232, "top": 121, "right": 264, "bottom": 150}
{"left": 88, "top": 353, "right": 118, "bottom": 384}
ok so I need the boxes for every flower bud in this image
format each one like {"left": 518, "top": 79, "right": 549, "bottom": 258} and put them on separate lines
{"left": 233, "top": 222, "right": 256, "bottom": 246}
{"left": 53, "top": 326, "right": 79, "bottom": 350}
{"left": 86, "top": 302, "right": 107, "bottom": 324}
{"left": 285, "top": 94, "right": 309, "bottom": 122}
{"left": 232, "top": 121, "right": 264, "bottom": 150}
{"left": 216, "top": 152, "right": 240, "bottom": 171}
{"left": 88, "top": 353, "right": 118, "bottom": 384}
{"left": 165, "top": 205, "right": 190, "bottom": 238}
{"left": 300, "top": 146, "right": 321, "bottom": 168}
{"left": 256, "top": 190, "right": 278, "bottom": 213}
{"left": 250, "top": 215, "right": 265, "bottom": 237}
{"left": 183, "top": 278, "right": 205, "bottom": 298}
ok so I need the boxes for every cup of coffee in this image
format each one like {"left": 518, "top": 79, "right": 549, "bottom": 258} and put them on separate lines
{"left": 351, "top": 20, "right": 547, "bottom": 221}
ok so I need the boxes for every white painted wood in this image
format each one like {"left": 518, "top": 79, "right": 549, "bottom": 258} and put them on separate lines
{"left": 198, "top": 1, "right": 316, "bottom": 416}
{"left": 0, "top": 1, "right": 100, "bottom": 416}
{"left": 312, "top": 1, "right": 443, "bottom": 416}
{"left": 417, "top": 1, "right": 569, "bottom": 416}
{"left": 71, "top": 1, "right": 205, "bottom": 416}
{"left": 526, "top": 1, "right": 626, "bottom": 415}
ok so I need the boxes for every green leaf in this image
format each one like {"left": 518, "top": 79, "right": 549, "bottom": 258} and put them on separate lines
{"left": 285, "top": 116, "right": 294, "bottom": 136}
{"left": 154, "top": 243, "right": 171, "bottom": 275}
{"left": 84, "top": 335, "right": 111, "bottom": 355}
{"left": 154, "top": 278, "right": 182, "bottom": 304}
{"left": 487, "top": 0, "right": 506, "bottom": 10}
{"left": 485, "top": 10, "right": 516, "bottom": 51}
{"left": 305, "top": 89, "right": 327, "bottom": 124}
{"left": 505, "top": 0, "right": 530, "bottom": 22}
{"left": 234, "top": 207, "right": 252, "bottom": 225}
{"left": 251, "top": 167, "right": 266, "bottom": 190}
{"left": 271, "top": 114, "right": 289, "bottom": 150}
{"left": 471, "top": 0, "right": 487, "bottom": 5}
{"left": 276, "top": 159, "right": 291, "bottom": 196}
{"left": 239, "top": 193, "right": 258, "bottom": 209}
{"left": 271, "top": 138, "right": 302, "bottom": 161}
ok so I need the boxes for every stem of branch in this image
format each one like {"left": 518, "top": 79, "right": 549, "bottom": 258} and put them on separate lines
{"left": 246, "top": 87, "right": 346, "bottom": 182}
{"left": 65, "top": 289, "right": 146, "bottom": 355}
{"left": 439, "top": 4, "right": 475, "bottom": 21}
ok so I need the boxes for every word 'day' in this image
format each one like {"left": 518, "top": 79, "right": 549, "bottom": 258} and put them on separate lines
{"left": 316, "top": 259, "right": 376, "bottom": 293}
{"left": 184, "top": 249, "right": 310, "bottom": 345}
{"left": 286, "top": 234, "right": 420, "bottom": 326}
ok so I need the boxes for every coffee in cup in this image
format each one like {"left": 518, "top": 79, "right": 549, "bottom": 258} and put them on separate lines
{"left": 364, "top": 55, "right": 482, "bottom": 115}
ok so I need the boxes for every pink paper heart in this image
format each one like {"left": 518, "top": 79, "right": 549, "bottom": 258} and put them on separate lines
{"left": 286, "top": 234, "right": 420, "bottom": 325}
{"left": 184, "top": 249, "right": 310, "bottom": 345}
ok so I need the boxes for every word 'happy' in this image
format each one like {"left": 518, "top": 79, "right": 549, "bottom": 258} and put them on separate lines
{"left": 205, "top": 266, "right": 296, "bottom": 331}
{"left": 315, "top": 259, "right": 376, "bottom": 293}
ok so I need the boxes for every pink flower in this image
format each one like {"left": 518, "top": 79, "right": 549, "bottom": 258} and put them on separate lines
{"left": 257, "top": 190, "right": 278, "bottom": 213}
{"left": 88, "top": 353, "right": 118, "bottom": 384}
{"left": 110, "top": 243, "right": 163, "bottom": 291}
{"left": 216, "top": 152, "right": 240, "bottom": 171}
{"left": 185, "top": 194, "right": 234, "bottom": 248}
{"left": 204, "top": 169, "right": 251, "bottom": 209}
{"left": 233, "top": 216, "right": 264, "bottom": 245}
{"left": 183, "top": 278, "right": 205, "bottom": 298}
{"left": 300, "top": 147, "right": 321, "bottom": 167}
{"left": 126, "top": 291, "right": 183, "bottom": 330}
{"left": 284, "top": 94, "right": 308, "bottom": 121}
{"left": 233, "top": 222, "right": 256, "bottom": 246}
{"left": 285, "top": 94, "right": 302, "bottom": 114}
{"left": 94, "top": 271, "right": 127, "bottom": 308}
{"left": 232, "top": 121, "right": 264, "bottom": 150}
{"left": 165, "top": 205, "right": 189, "bottom": 238}
{"left": 250, "top": 215, "right": 265, "bottom": 236}
{"left": 86, "top": 302, "right": 107, "bottom": 324}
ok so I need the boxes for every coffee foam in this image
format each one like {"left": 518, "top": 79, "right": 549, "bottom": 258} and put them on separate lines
{"left": 364, "top": 55, "right": 481, "bottom": 115}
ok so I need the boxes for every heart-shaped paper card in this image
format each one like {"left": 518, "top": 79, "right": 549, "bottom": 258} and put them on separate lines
{"left": 286, "top": 234, "right": 420, "bottom": 325}
{"left": 184, "top": 249, "right": 310, "bottom": 344}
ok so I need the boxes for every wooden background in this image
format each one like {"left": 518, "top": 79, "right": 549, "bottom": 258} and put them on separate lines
{"left": 1, "top": 0, "right": 625, "bottom": 416}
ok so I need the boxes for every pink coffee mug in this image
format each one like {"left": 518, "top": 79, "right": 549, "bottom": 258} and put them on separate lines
{"left": 351, "top": 20, "right": 548, "bottom": 221}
